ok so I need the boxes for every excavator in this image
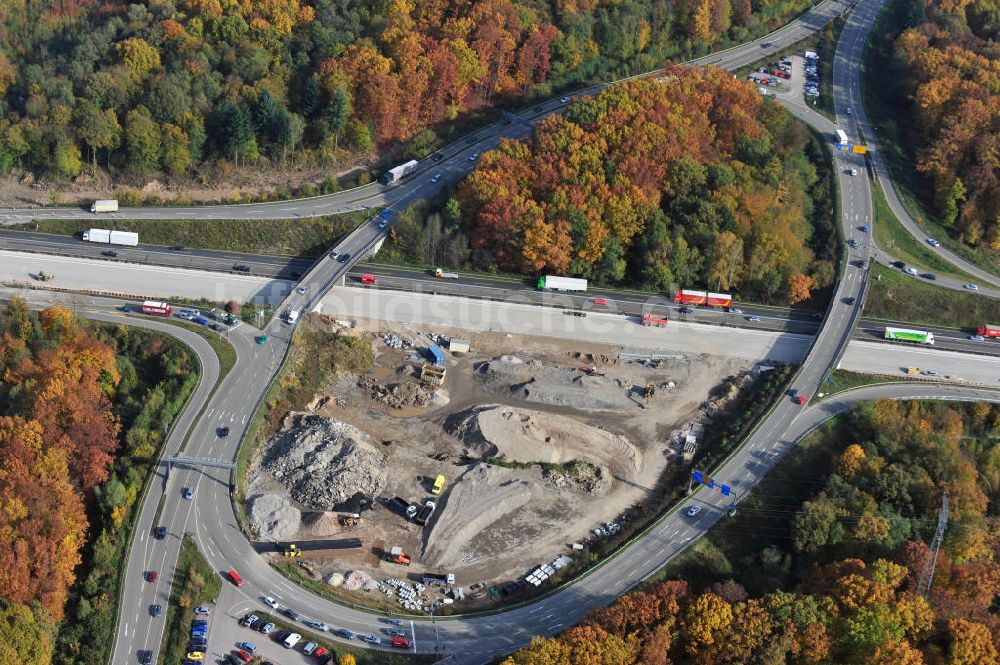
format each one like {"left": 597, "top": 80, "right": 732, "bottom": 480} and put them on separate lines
{"left": 384, "top": 546, "right": 411, "bottom": 566}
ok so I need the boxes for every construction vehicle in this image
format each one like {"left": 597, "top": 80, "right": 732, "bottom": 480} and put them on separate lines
{"left": 338, "top": 513, "right": 364, "bottom": 527}
{"left": 578, "top": 366, "right": 606, "bottom": 377}
{"left": 435, "top": 268, "right": 459, "bottom": 279}
{"left": 384, "top": 546, "right": 411, "bottom": 566}
{"left": 642, "top": 313, "right": 668, "bottom": 327}
{"left": 33, "top": 271, "right": 54, "bottom": 281}
{"left": 283, "top": 543, "right": 301, "bottom": 557}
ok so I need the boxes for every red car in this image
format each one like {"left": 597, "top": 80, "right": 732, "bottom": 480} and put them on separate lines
{"left": 227, "top": 570, "right": 245, "bottom": 587}
{"left": 313, "top": 647, "right": 329, "bottom": 659}
{"left": 391, "top": 636, "right": 412, "bottom": 649}
{"left": 235, "top": 650, "right": 252, "bottom": 663}
{"left": 146, "top": 570, "right": 158, "bottom": 583}
{"left": 593, "top": 297, "right": 608, "bottom": 305}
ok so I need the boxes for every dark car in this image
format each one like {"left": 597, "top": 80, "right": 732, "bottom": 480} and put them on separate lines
{"left": 233, "top": 264, "right": 251, "bottom": 272}
{"left": 761, "top": 41, "right": 772, "bottom": 47}
{"left": 843, "top": 297, "right": 856, "bottom": 305}
{"left": 138, "top": 650, "right": 153, "bottom": 665}
{"left": 217, "top": 426, "right": 230, "bottom": 437}
{"left": 921, "top": 273, "right": 937, "bottom": 280}
{"left": 102, "top": 250, "right": 118, "bottom": 257}
{"left": 282, "top": 608, "right": 301, "bottom": 621}
{"left": 563, "top": 310, "right": 586, "bottom": 317}
{"left": 150, "top": 604, "right": 162, "bottom": 617}
{"left": 851, "top": 260, "right": 865, "bottom": 267}
{"left": 890, "top": 261, "right": 905, "bottom": 269}
{"left": 171, "top": 245, "right": 185, "bottom": 251}
{"left": 155, "top": 526, "right": 167, "bottom": 539}
{"left": 338, "top": 253, "right": 350, "bottom": 263}
{"left": 679, "top": 306, "right": 693, "bottom": 314}
{"left": 431, "top": 153, "right": 444, "bottom": 161}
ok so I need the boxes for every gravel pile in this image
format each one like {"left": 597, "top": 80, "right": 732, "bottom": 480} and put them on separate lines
{"left": 476, "top": 359, "right": 635, "bottom": 411}
{"left": 247, "top": 494, "right": 301, "bottom": 541}
{"left": 258, "top": 413, "right": 388, "bottom": 510}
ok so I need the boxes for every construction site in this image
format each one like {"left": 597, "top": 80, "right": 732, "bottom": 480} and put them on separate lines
{"left": 243, "top": 315, "right": 757, "bottom": 611}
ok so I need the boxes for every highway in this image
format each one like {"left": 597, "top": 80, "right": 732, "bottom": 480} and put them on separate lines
{"left": 0, "top": 0, "right": 991, "bottom": 663}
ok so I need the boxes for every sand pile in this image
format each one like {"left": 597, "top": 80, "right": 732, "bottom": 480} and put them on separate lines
{"left": 446, "top": 404, "right": 640, "bottom": 471}
{"left": 247, "top": 494, "right": 301, "bottom": 541}
{"left": 475, "top": 359, "right": 635, "bottom": 411}
{"left": 301, "top": 511, "right": 343, "bottom": 538}
{"left": 258, "top": 413, "right": 388, "bottom": 510}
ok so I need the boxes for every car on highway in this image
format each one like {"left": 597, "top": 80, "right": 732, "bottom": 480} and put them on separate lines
{"left": 101, "top": 250, "right": 118, "bottom": 257}
{"left": 240, "top": 614, "right": 258, "bottom": 627}
{"left": 921, "top": 273, "right": 936, "bottom": 281}
{"left": 679, "top": 306, "right": 693, "bottom": 314}
{"left": 259, "top": 622, "right": 275, "bottom": 634}
{"left": 728, "top": 308, "right": 743, "bottom": 314}
{"left": 383, "top": 617, "right": 404, "bottom": 625}
{"left": 305, "top": 620, "right": 329, "bottom": 631}
{"left": 843, "top": 297, "right": 856, "bottom": 305}
{"left": 906, "top": 367, "right": 921, "bottom": 374}
{"left": 922, "top": 370, "right": 939, "bottom": 376}
{"left": 926, "top": 238, "right": 940, "bottom": 247}
{"left": 431, "top": 153, "right": 444, "bottom": 161}
{"left": 392, "top": 636, "right": 413, "bottom": 649}
{"left": 334, "top": 628, "right": 355, "bottom": 640}
{"left": 904, "top": 267, "right": 918, "bottom": 276}
{"left": 338, "top": 253, "right": 350, "bottom": 263}
{"left": 564, "top": 310, "right": 586, "bottom": 317}
{"left": 186, "top": 651, "right": 204, "bottom": 661}
{"left": 171, "top": 245, "right": 185, "bottom": 251}
{"left": 281, "top": 607, "right": 301, "bottom": 621}
{"left": 847, "top": 238, "right": 859, "bottom": 247}
{"left": 155, "top": 526, "right": 167, "bottom": 539}
{"left": 361, "top": 634, "right": 382, "bottom": 645}
{"left": 378, "top": 220, "right": 389, "bottom": 229}
{"left": 964, "top": 283, "right": 979, "bottom": 290}
{"left": 851, "top": 260, "right": 865, "bottom": 267}
{"left": 891, "top": 261, "right": 905, "bottom": 269}
{"left": 468, "top": 152, "right": 479, "bottom": 161}
{"left": 746, "top": 315, "right": 761, "bottom": 322}
{"left": 430, "top": 173, "right": 443, "bottom": 183}
{"left": 194, "top": 606, "right": 210, "bottom": 615}
{"left": 150, "top": 604, "right": 162, "bottom": 617}
{"left": 233, "top": 264, "right": 251, "bottom": 272}
{"left": 236, "top": 642, "right": 256, "bottom": 654}
{"left": 685, "top": 506, "right": 702, "bottom": 517}
{"left": 329, "top": 250, "right": 340, "bottom": 260}
{"left": 593, "top": 297, "right": 608, "bottom": 305}
{"left": 297, "top": 285, "right": 308, "bottom": 294}
{"left": 560, "top": 96, "right": 570, "bottom": 104}
{"left": 217, "top": 426, "right": 230, "bottom": 437}
{"left": 846, "top": 106, "right": 852, "bottom": 114}
{"left": 138, "top": 650, "right": 153, "bottom": 664}
{"left": 262, "top": 596, "right": 279, "bottom": 609}
{"left": 146, "top": 570, "right": 158, "bottom": 582}
{"left": 859, "top": 225, "right": 870, "bottom": 233}
{"left": 227, "top": 570, "right": 245, "bottom": 587}
{"left": 969, "top": 335, "right": 985, "bottom": 341}
{"left": 182, "top": 487, "right": 194, "bottom": 499}
{"left": 849, "top": 168, "right": 858, "bottom": 176}
{"left": 761, "top": 41, "right": 772, "bottom": 47}
{"left": 255, "top": 335, "right": 268, "bottom": 344}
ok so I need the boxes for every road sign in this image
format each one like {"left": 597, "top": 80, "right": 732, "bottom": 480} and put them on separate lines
{"left": 852, "top": 145, "right": 867, "bottom": 154}
{"left": 837, "top": 144, "right": 851, "bottom": 152}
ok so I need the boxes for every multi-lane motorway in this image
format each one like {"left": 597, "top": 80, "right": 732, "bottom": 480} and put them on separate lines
{"left": 2, "top": 0, "right": 999, "bottom": 663}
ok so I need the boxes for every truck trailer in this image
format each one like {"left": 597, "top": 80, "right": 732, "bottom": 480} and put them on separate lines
{"left": 835, "top": 129, "right": 849, "bottom": 145}
{"left": 977, "top": 324, "right": 1000, "bottom": 338}
{"left": 82, "top": 228, "right": 139, "bottom": 246}
{"left": 141, "top": 301, "right": 172, "bottom": 317}
{"left": 382, "top": 160, "right": 419, "bottom": 185}
{"left": 422, "top": 572, "right": 455, "bottom": 585}
{"left": 674, "top": 289, "right": 733, "bottom": 309}
{"left": 884, "top": 327, "right": 934, "bottom": 345}
{"left": 90, "top": 199, "right": 119, "bottom": 213}
{"left": 642, "top": 313, "right": 668, "bottom": 327}
{"left": 537, "top": 275, "right": 588, "bottom": 292}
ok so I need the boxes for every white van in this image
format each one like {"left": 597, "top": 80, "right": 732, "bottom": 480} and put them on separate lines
{"left": 282, "top": 632, "right": 301, "bottom": 648}
{"left": 286, "top": 309, "right": 299, "bottom": 324}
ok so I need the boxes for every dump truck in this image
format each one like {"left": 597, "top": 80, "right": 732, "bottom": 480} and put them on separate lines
{"left": 435, "top": 268, "right": 459, "bottom": 279}
{"left": 642, "top": 313, "right": 668, "bottom": 327}
{"left": 90, "top": 199, "right": 119, "bottom": 213}
{"left": 384, "top": 546, "right": 411, "bottom": 566}
{"left": 415, "top": 500, "right": 437, "bottom": 526}
{"left": 389, "top": 497, "right": 418, "bottom": 520}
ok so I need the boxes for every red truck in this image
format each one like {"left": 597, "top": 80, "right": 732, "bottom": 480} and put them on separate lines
{"left": 977, "top": 324, "right": 1000, "bottom": 337}
{"left": 642, "top": 313, "right": 668, "bottom": 328}
{"left": 141, "top": 300, "right": 172, "bottom": 317}
{"left": 674, "top": 289, "right": 733, "bottom": 309}
{"left": 361, "top": 274, "right": 377, "bottom": 285}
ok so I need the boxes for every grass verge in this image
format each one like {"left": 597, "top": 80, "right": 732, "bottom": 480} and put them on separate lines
{"left": 818, "top": 370, "right": 908, "bottom": 396}
{"left": 161, "top": 318, "right": 237, "bottom": 379}
{"left": 871, "top": 180, "right": 978, "bottom": 281}
{"left": 160, "top": 536, "right": 222, "bottom": 665}
{"left": 12, "top": 213, "right": 368, "bottom": 258}
{"left": 863, "top": 263, "right": 1000, "bottom": 330}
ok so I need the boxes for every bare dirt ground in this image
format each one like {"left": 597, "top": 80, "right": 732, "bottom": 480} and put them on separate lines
{"left": 0, "top": 161, "right": 369, "bottom": 208}
{"left": 246, "top": 316, "right": 754, "bottom": 611}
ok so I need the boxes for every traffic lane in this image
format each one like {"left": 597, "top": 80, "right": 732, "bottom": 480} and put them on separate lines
{"left": 841, "top": 340, "right": 1000, "bottom": 385}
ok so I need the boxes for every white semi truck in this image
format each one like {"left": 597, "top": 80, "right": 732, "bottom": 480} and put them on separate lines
{"left": 90, "top": 199, "right": 119, "bottom": 213}
{"left": 82, "top": 228, "right": 139, "bottom": 246}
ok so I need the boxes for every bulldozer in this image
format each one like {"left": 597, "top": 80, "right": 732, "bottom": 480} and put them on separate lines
{"left": 338, "top": 513, "right": 364, "bottom": 527}
{"left": 283, "top": 543, "right": 301, "bottom": 557}
{"left": 384, "top": 546, "right": 411, "bottom": 566}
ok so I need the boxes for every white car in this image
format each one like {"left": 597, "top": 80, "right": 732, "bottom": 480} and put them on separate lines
{"left": 904, "top": 267, "right": 918, "bottom": 276}
{"left": 329, "top": 251, "right": 340, "bottom": 260}
{"left": 926, "top": 238, "right": 940, "bottom": 247}
{"left": 296, "top": 286, "right": 308, "bottom": 295}
{"left": 430, "top": 173, "right": 443, "bottom": 183}
{"left": 969, "top": 335, "right": 985, "bottom": 341}
{"left": 305, "top": 620, "right": 329, "bottom": 632}
{"left": 846, "top": 106, "right": 852, "bottom": 114}
{"left": 262, "top": 596, "right": 279, "bottom": 610}
{"left": 686, "top": 506, "right": 702, "bottom": 517}
{"left": 746, "top": 315, "right": 761, "bottom": 322}
{"left": 964, "top": 283, "right": 979, "bottom": 291}
{"left": 560, "top": 96, "right": 570, "bottom": 104}
{"left": 378, "top": 220, "right": 388, "bottom": 229}
{"left": 468, "top": 153, "right": 479, "bottom": 161}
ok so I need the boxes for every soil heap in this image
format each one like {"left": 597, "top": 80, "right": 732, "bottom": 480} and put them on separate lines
{"left": 247, "top": 494, "right": 301, "bottom": 541}
{"left": 259, "top": 413, "right": 388, "bottom": 510}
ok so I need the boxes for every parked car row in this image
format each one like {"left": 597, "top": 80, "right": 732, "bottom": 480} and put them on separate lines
{"left": 177, "top": 307, "right": 236, "bottom": 331}
{"left": 803, "top": 54, "right": 820, "bottom": 98}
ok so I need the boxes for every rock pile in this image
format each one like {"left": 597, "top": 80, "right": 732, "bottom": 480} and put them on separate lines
{"left": 259, "top": 414, "right": 388, "bottom": 510}
{"left": 247, "top": 494, "right": 301, "bottom": 541}
{"left": 359, "top": 377, "right": 432, "bottom": 409}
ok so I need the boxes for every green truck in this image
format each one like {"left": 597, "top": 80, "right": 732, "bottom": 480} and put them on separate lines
{"left": 884, "top": 327, "right": 934, "bottom": 345}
